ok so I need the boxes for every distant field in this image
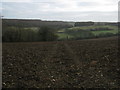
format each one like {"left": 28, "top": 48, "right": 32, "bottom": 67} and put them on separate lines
{"left": 69, "top": 25, "right": 117, "bottom": 30}
{"left": 24, "top": 27, "right": 39, "bottom": 31}
{"left": 57, "top": 33, "right": 74, "bottom": 40}
{"left": 92, "top": 30, "right": 117, "bottom": 36}
{"left": 57, "top": 25, "right": 118, "bottom": 40}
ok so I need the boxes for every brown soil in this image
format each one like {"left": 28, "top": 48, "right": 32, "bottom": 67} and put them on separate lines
{"left": 2, "top": 37, "right": 119, "bottom": 88}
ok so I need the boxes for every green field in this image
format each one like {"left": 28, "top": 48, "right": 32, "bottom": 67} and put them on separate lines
{"left": 57, "top": 25, "right": 118, "bottom": 40}
{"left": 68, "top": 25, "right": 117, "bottom": 30}
{"left": 92, "top": 30, "right": 117, "bottom": 36}
{"left": 57, "top": 33, "right": 74, "bottom": 40}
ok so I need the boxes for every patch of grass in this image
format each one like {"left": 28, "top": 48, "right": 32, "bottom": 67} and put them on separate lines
{"left": 57, "top": 33, "right": 73, "bottom": 40}
{"left": 24, "top": 27, "right": 39, "bottom": 31}
{"left": 92, "top": 30, "right": 118, "bottom": 36}
{"left": 69, "top": 25, "right": 117, "bottom": 30}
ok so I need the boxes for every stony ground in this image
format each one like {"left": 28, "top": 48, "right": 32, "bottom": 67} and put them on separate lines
{"left": 2, "top": 36, "right": 119, "bottom": 88}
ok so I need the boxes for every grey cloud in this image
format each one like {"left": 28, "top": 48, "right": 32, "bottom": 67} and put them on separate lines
{"left": 2, "top": 2, "right": 118, "bottom": 22}
{"left": 77, "top": 2, "right": 99, "bottom": 6}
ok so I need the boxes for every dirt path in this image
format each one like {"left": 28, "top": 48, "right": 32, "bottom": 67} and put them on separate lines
{"left": 64, "top": 43, "right": 82, "bottom": 67}
{"left": 38, "top": 41, "right": 87, "bottom": 88}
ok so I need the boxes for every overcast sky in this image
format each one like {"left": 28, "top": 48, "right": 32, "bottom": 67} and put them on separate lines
{"left": 0, "top": 0, "right": 119, "bottom": 22}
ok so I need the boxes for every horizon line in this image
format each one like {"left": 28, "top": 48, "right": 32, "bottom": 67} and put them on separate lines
{"left": 1, "top": 18, "right": 118, "bottom": 22}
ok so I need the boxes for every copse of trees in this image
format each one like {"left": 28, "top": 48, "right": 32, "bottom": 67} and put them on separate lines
{"left": 38, "top": 27, "right": 58, "bottom": 41}
{"left": 2, "top": 26, "right": 58, "bottom": 42}
{"left": 74, "top": 22, "right": 94, "bottom": 27}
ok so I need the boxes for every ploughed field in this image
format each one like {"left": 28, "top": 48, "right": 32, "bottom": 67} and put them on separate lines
{"left": 3, "top": 37, "right": 119, "bottom": 88}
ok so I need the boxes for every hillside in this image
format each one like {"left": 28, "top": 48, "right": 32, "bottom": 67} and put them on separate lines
{"left": 57, "top": 25, "right": 118, "bottom": 40}
{"left": 2, "top": 19, "right": 118, "bottom": 28}
{"left": 2, "top": 19, "right": 118, "bottom": 41}
{"left": 2, "top": 19, "right": 74, "bottom": 29}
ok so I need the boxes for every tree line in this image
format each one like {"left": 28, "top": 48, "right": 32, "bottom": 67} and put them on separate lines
{"left": 3, "top": 19, "right": 73, "bottom": 29}
{"left": 2, "top": 26, "right": 58, "bottom": 42}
